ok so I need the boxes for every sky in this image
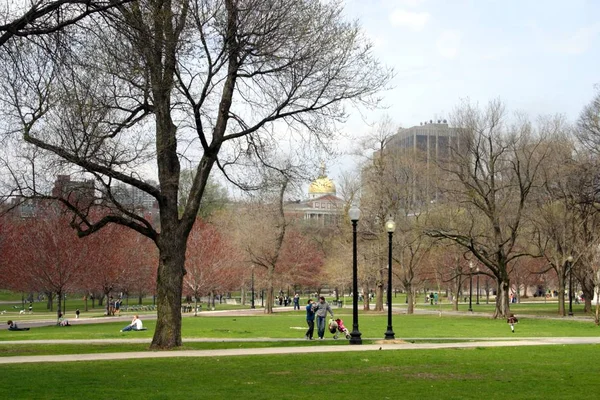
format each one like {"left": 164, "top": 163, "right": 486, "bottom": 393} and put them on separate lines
{"left": 324, "top": 0, "right": 600, "bottom": 183}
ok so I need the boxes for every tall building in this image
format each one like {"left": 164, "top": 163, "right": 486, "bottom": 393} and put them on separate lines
{"left": 112, "top": 181, "right": 158, "bottom": 211}
{"left": 371, "top": 120, "right": 460, "bottom": 208}
{"left": 385, "top": 120, "right": 459, "bottom": 166}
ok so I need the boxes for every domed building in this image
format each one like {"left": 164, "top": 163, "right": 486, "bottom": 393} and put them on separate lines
{"left": 284, "top": 165, "right": 344, "bottom": 226}
{"left": 308, "top": 173, "right": 336, "bottom": 199}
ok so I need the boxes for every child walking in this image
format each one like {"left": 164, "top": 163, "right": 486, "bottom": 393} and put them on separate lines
{"left": 507, "top": 313, "right": 518, "bottom": 333}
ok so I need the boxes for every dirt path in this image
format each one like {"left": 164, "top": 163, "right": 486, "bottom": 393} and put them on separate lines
{"left": 1, "top": 336, "right": 600, "bottom": 364}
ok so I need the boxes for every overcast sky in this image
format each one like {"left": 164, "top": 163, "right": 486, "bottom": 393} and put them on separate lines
{"left": 324, "top": 0, "right": 599, "bottom": 182}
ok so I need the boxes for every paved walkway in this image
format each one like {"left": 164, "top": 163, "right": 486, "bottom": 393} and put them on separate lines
{"left": 1, "top": 336, "right": 600, "bottom": 364}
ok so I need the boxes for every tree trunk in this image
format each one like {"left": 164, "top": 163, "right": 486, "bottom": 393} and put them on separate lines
{"left": 363, "top": 285, "right": 370, "bottom": 311}
{"left": 46, "top": 291, "right": 53, "bottom": 311}
{"left": 151, "top": 234, "right": 186, "bottom": 349}
{"left": 406, "top": 285, "right": 414, "bottom": 314}
{"left": 241, "top": 287, "right": 246, "bottom": 306}
{"left": 452, "top": 279, "right": 460, "bottom": 311}
{"left": 558, "top": 275, "right": 566, "bottom": 316}
{"left": 595, "top": 286, "right": 600, "bottom": 325}
{"left": 493, "top": 277, "right": 510, "bottom": 319}
{"left": 582, "top": 278, "right": 594, "bottom": 313}
{"left": 56, "top": 291, "right": 62, "bottom": 321}
{"left": 375, "top": 270, "right": 384, "bottom": 312}
{"left": 264, "top": 267, "right": 274, "bottom": 314}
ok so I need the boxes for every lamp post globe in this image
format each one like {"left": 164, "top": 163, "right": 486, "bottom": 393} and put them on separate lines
{"left": 349, "top": 205, "right": 362, "bottom": 345}
{"left": 385, "top": 218, "right": 396, "bottom": 340}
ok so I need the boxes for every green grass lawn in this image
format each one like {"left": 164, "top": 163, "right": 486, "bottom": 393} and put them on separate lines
{"left": 1, "top": 310, "right": 598, "bottom": 352}
{"left": 1, "top": 307, "right": 599, "bottom": 399}
{"left": 0, "top": 345, "right": 598, "bottom": 399}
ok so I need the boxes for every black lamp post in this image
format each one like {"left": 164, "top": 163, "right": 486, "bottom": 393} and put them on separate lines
{"left": 349, "top": 204, "right": 362, "bottom": 345}
{"left": 385, "top": 218, "right": 396, "bottom": 340}
{"left": 251, "top": 266, "right": 255, "bottom": 309}
{"left": 468, "top": 261, "right": 473, "bottom": 312}
{"left": 567, "top": 255, "right": 574, "bottom": 316}
{"left": 476, "top": 266, "right": 480, "bottom": 305}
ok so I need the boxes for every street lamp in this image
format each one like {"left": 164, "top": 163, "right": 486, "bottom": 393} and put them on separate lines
{"left": 468, "top": 261, "right": 473, "bottom": 312}
{"left": 567, "top": 255, "right": 574, "bottom": 316}
{"left": 384, "top": 218, "right": 396, "bottom": 340}
{"left": 251, "top": 266, "right": 255, "bottom": 309}
{"left": 476, "top": 266, "right": 480, "bottom": 305}
{"left": 348, "top": 204, "right": 362, "bottom": 345}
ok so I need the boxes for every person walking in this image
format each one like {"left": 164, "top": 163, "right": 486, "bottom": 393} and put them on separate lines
{"left": 305, "top": 299, "right": 316, "bottom": 340}
{"left": 507, "top": 313, "right": 518, "bottom": 333}
{"left": 293, "top": 293, "right": 300, "bottom": 310}
{"left": 314, "top": 296, "right": 334, "bottom": 340}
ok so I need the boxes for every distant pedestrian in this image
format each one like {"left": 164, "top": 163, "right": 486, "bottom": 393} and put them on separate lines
{"left": 75, "top": 309, "right": 80, "bottom": 319}
{"left": 507, "top": 313, "right": 518, "bottom": 333}
{"left": 314, "top": 296, "right": 334, "bottom": 340}
{"left": 293, "top": 294, "right": 300, "bottom": 310}
{"left": 305, "top": 299, "right": 316, "bottom": 340}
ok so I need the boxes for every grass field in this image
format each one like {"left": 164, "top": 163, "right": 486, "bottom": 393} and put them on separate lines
{"left": 1, "top": 310, "right": 598, "bottom": 350}
{"left": 1, "top": 345, "right": 598, "bottom": 399}
{"left": 1, "top": 302, "right": 599, "bottom": 399}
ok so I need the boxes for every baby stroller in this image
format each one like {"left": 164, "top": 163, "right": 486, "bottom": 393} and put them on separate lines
{"left": 328, "top": 318, "right": 351, "bottom": 340}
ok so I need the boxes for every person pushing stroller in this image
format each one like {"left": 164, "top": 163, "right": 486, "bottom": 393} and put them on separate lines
{"left": 314, "top": 296, "right": 334, "bottom": 340}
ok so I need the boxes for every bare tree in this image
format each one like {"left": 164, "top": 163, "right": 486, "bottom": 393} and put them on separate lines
{"left": 0, "top": 0, "right": 133, "bottom": 46}
{"left": 575, "top": 86, "right": 600, "bottom": 155}
{"left": 428, "top": 100, "right": 550, "bottom": 318}
{"left": 0, "top": 0, "right": 391, "bottom": 348}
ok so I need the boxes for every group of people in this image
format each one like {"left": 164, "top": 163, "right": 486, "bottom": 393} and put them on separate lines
{"left": 304, "top": 296, "right": 334, "bottom": 340}
{"left": 107, "top": 296, "right": 122, "bottom": 316}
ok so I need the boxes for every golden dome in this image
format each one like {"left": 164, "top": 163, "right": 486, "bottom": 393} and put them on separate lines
{"left": 308, "top": 176, "right": 336, "bottom": 195}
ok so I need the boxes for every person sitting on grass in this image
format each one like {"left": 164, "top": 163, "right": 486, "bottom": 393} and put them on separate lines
{"left": 120, "top": 315, "right": 145, "bottom": 332}
{"left": 7, "top": 320, "right": 30, "bottom": 331}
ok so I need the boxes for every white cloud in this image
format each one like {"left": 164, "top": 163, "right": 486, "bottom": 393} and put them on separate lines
{"left": 436, "top": 30, "right": 461, "bottom": 59}
{"left": 389, "top": 9, "right": 430, "bottom": 31}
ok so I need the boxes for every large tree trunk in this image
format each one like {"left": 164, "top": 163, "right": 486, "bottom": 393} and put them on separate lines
{"left": 264, "top": 267, "right": 274, "bottom": 314}
{"left": 406, "top": 284, "right": 414, "bottom": 314}
{"left": 151, "top": 234, "right": 186, "bottom": 349}
{"left": 581, "top": 275, "right": 594, "bottom": 313}
{"left": 493, "top": 277, "right": 510, "bottom": 319}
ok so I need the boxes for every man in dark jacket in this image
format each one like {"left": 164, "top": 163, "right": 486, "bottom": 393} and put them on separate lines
{"left": 305, "top": 299, "right": 316, "bottom": 340}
